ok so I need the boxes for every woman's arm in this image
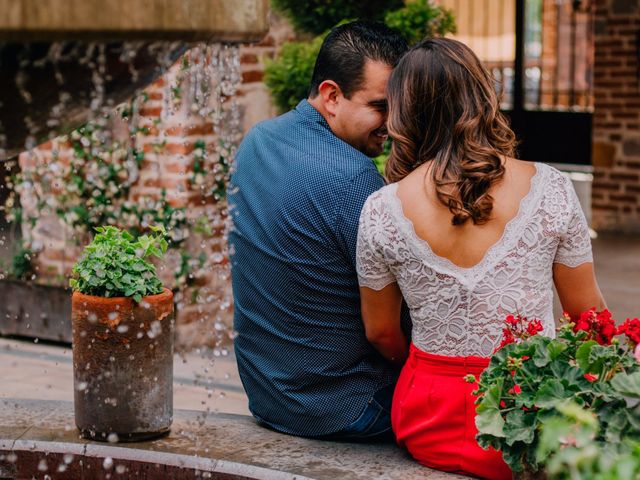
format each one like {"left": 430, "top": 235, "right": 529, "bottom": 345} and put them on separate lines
{"left": 553, "top": 262, "right": 606, "bottom": 319}
{"left": 360, "top": 283, "right": 409, "bottom": 366}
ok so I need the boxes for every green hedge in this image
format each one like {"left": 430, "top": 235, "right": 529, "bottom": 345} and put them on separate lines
{"left": 264, "top": 36, "right": 324, "bottom": 114}
{"left": 384, "top": 0, "right": 456, "bottom": 45}
{"left": 271, "top": 0, "right": 403, "bottom": 35}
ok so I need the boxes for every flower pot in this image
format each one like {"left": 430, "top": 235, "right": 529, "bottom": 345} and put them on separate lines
{"left": 71, "top": 288, "right": 174, "bottom": 442}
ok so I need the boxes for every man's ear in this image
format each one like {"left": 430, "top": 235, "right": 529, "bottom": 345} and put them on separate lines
{"left": 317, "top": 80, "right": 342, "bottom": 117}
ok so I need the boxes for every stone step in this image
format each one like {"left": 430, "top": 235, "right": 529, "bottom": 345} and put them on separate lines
{"left": 0, "top": 398, "right": 470, "bottom": 480}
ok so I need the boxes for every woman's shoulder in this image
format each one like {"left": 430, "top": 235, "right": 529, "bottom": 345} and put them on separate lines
{"left": 530, "top": 162, "right": 576, "bottom": 198}
{"left": 507, "top": 159, "right": 571, "bottom": 193}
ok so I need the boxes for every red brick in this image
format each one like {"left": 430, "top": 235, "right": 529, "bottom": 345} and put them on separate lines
{"left": 240, "top": 53, "right": 259, "bottom": 64}
{"left": 593, "top": 181, "right": 623, "bottom": 191}
{"left": 165, "top": 143, "right": 195, "bottom": 155}
{"left": 141, "top": 178, "right": 160, "bottom": 188}
{"left": 592, "top": 203, "right": 619, "bottom": 211}
{"left": 163, "top": 161, "right": 193, "bottom": 174}
{"left": 158, "top": 177, "right": 188, "bottom": 190}
{"left": 139, "top": 107, "right": 162, "bottom": 117}
{"left": 610, "top": 194, "right": 639, "bottom": 204}
{"left": 256, "top": 35, "right": 275, "bottom": 47}
{"left": 242, "top": 70, "right": 264, "bottom": 83}
{"left": 610, "top": 172, "right": 640, "bottom": 182}
{"left": 164, "top": 124, "right": 214, "bottom": 136}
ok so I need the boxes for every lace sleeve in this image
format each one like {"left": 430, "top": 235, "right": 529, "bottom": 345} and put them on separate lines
{"left": 356, "top": 194, "right": 396, "bottom": 290}
{"left": 554, "top": 177, "right": 593, "bottom": 267}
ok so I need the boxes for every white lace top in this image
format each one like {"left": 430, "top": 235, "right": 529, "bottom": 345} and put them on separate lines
{"left": 356, "top": 163, "right": 593, "bottom": 357}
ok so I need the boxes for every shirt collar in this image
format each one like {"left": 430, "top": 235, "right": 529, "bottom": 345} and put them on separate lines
{"left": 295, "top": 99, "right": 331, "bottom": 132}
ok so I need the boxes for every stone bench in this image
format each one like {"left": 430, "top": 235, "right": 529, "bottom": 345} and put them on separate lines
{"left": 0, "top": 398, "right": 471, "bottom": 479}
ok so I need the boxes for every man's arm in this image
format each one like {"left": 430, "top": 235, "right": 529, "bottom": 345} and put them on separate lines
{"left": 334, "top": 167, "right": 384, "bottom": 267}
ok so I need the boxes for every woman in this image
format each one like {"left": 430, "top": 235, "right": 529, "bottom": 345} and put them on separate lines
{"left": 355, "top": 38, "right": 605, "bottom": 479}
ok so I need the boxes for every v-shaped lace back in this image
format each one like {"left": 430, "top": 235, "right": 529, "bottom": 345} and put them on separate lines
{"left": 356, "top": 162, "right": 593, "bottom": 357}
{"left": 388, "top": 163, "right": 542, "bottom": 285}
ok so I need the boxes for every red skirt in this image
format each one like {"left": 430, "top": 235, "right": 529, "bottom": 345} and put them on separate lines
{"left": 392, "top": 344, "right": 512, "bottom": 480}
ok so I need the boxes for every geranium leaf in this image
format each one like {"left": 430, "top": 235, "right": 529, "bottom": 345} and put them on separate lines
{"left": 611, "top": 372, "right": 640, "bottom": 398}
{"left": 531, "top": 336, "right": 552, "bottom": 367}
{"left": 535, "top": 379, "right": 569, "bottom": 408}
{"left": 504, "top": 410, "right": 536, "bottom": 446}
{"left": 576, "top": 340, "right": 598, "bottom": 371}
{"left": 476, "top": 408, "right": 505, "bottom": 438}
{"left": 547, "top": 341, "right": 567, "bottom": 360}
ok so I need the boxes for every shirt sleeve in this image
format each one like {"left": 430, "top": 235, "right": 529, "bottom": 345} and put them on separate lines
{"left": 355, "top": 193, "right": 397, "bottom": 290}
{"left": 554, "top": 176, "right": 593, "bottom": 267}
{"left": 334, "top": 167, "right": 385, "bottom": 268}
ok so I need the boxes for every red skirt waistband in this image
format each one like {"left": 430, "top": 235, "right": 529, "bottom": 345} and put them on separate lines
{"left": 408, "top": 343, "right": 490, "bottom": 376}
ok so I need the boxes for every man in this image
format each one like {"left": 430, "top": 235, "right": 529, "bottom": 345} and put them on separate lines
{"left": 228, "top": 21, "right": 408, "bottom": 440}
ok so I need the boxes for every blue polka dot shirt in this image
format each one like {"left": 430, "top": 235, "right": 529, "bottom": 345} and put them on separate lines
{"left": 228, "top": 100, "right": 399, "bottom": 436}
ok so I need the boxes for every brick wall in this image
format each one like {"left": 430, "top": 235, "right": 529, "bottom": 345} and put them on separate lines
{"left": 592, "top": 0, "right": 640, "bottom": 232}
{"left": 16, "top": 16, "right": 294, "bottom": 350}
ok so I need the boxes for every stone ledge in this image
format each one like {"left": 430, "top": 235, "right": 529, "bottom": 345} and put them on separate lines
{"left": 0, "top": 398, "right": 470, "bottom": 480}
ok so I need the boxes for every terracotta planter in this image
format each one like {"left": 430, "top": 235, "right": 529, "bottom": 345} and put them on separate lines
{"left": 71, "top": 288, "right": 174, "bottom": 442}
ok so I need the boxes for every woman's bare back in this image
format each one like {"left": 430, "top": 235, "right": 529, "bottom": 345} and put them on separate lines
{"left": 395, "top": 157, "right": 537, "bottom": 269}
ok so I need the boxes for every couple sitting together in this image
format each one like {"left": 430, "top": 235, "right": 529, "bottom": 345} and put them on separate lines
{"left": 228, "top": 21, "right": 605, "bottom": 479}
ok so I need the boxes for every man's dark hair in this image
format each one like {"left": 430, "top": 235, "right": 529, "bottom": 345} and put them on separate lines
{"left": 309, "top": 21, "right": 408, "bottom": 99}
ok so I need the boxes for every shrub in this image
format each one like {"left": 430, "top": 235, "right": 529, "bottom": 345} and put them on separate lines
{"left": 69, "top": 225, "right": 168, "bottom": 302}
{"left": 10, "top": 245, "right": 35, "bottom": 281}
{"left": 384, "top": 0, "right": 456, "bottom": 45}
{"left": 264, "top": 35, "right": 324, "bottom": 114}
{"left": 271, "top": 0, "right": 403, "bottom": 35}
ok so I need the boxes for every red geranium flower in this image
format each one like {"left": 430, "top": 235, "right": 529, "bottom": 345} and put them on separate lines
{"left": 526, "top": 320, "right": 543, "bottom": 336}
{"left": 572, "top": 308, "right": 616, "bottom": 345}
{"left": 618, "top": 318, "right": 640, "bottom": 345}
{"left": 495, "top": 314, "right": 545, "bottom": 352}
{"left": 508, "top": 384, "right": 522, "bottom": 395}
{"left": 505, "top": 315, "right": 518, "bottom": 327}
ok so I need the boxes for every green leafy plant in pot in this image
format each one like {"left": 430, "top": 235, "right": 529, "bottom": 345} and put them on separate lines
{"left": 70, "top": 225, "right": 174, "bottom": 442}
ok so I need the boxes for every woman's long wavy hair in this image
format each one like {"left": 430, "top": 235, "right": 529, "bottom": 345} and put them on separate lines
{"left": 385, "top": 38, "right": 517, "bottom": 226}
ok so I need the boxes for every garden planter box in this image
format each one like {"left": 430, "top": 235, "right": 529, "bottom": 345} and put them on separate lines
{"left": 0, "top": 279, "right": 71, "bottom": 342}
{"left": 72, "top": 288, "right": 174, "bottom": 442}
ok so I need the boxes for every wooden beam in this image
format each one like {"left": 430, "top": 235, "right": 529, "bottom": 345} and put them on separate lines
{"left": 0, "top": 0, "right": 269, "bottom": 42}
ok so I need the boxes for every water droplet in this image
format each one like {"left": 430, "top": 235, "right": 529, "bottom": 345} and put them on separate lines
{"left": 147, "top": 320, "right": 162, "bottom": 339}
{"left": 107, "top": 432, "right": 119, "bottom": 443}
{"left": 103, "top": 457, "right": 113, "bottom": 470}
{"left": 38, "top": 458, "right": 48, "bottom": 471}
